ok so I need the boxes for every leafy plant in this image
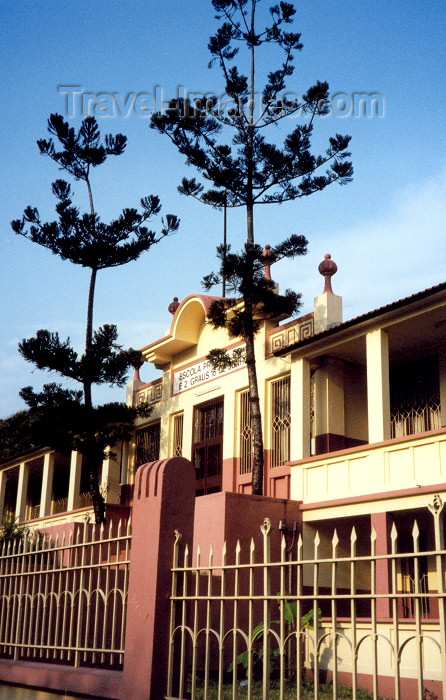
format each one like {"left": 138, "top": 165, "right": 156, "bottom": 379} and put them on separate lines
{"left": 228, "top": 598, "right": 321, "bottom": 675}
{"left": 0, "top": 516, "right": 31, "bottom": 545}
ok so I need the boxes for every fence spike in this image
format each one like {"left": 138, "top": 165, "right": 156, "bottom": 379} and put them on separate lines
{"left": 260, "top": 517, "right": 272, "bottom": 536}
{"left": 390, "top": 522, "right": 398, "bottom": 542}
{"left": 412, "top": 519, "right": 420, "bottom": 543}
{"left": 314, "top": 530, "right": 320, "bottom": 555}
{"left": 281, "top": 534, "right": 287, "bottom": 554}
{"left": 332, "top": 529, "right": 339, "bottom": 552}
{"left": 350, "top": 526, "right": 357, "bottom": 544}
{"left": 183, "top": 544, "right": 189, "bottom": 568}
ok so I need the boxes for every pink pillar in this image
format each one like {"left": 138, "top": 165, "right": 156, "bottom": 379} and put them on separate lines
{"left": 370, "top": 512, "right": 392, "bottom": 619}
{"left": 121, "top": 458, "right": 195, "bottom": 700}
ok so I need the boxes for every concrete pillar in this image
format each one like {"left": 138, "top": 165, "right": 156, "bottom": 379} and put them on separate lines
{"left": 15, "top": 462, "right": 29, "bottom": 522}
{"left": 370, "top": 511, "right": 392, "bottom": 618}
{"left": 290, "top": 357, "right": 311, "bottom": 460}
{"left": 67, "top": 451, "right": 83, "bottom": 511}
{"left": 39, "top": 452, "right": 55, "bottom": 518}
{"left": 313, "top": 357, "right": 346, "bottom": 454}
{"left": 121, "top": 457, "right": 195, "bottom": 700}
{"left": 366, "top": 329, "right": 391, "bottom": 443}
{"left": 313, "top": 291, "right": 342, "bottom": 334}
{"left": 100, "top": 451, "right": 121, "bottom": 505}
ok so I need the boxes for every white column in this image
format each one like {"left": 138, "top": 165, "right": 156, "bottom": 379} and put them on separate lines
{"left": 67, "top": 451, "right": 83, "bottom": 511}
{"left": 100, "top": 451, "right": 121, "bottom": 505}
{"left": 290, "top": 357, "right": 311, "bottom": 460}
{"left": 366, "top": 328, "right": 391, "bottom": 443}
{"left": 39, "top": 452, "right": 55, "bottom": 518}
{"left": 15, "top": 461, "right": 29, "bottom": 522}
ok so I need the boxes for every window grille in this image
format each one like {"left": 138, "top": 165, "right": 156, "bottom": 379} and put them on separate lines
{"left": 239, "top": 390, "right": 252, "bottom": 474}
{"left": 172, "top": 413, "right": 184, "bottom": 457}
{"left": 192, "top": 397, "right": 223, "bottom": 495}
{"left": 193, "top": 398, "right": 223, "bottom": 443}
{"left": 271, "top": 376, "right": 291, "bottom": 468}
{"left": 135, "top": 422, "right": 160, "bottom": 468}
{"left": 390, "top": 355, "right": 440, "bottom": 438}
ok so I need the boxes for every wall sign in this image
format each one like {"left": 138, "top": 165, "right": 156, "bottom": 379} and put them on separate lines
{"left": 173, "top": 346, "right": 246, "bottom": 395}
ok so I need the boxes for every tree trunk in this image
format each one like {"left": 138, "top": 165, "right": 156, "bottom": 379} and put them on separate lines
{"left": 245, "top": 306, "right": 264, "bottom": 495}
{"left": 89, "top": 459, "right": 106, "bottom": 525}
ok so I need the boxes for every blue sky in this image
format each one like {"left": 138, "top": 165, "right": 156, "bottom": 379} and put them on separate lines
{"left": 1, "top": 0, "right": 446, "bottom": 418}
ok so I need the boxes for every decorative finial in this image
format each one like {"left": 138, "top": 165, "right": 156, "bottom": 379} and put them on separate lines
{"left": 168, "top": 296, "right": 180, "bottom": 315}
{"left": 261, "top": 244, "right": 274, "bottom": 280}
{"left": 318, "top": 253, "right": 338, "bottom": 294}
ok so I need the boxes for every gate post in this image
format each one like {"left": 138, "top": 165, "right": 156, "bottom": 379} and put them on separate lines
{"left": 121, "top": 458, "right": 195, "bottom": 700}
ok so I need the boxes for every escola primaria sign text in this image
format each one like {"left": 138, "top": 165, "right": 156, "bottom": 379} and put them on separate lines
{"left": 172, "top": 346, "right": 246, "bottom": 395}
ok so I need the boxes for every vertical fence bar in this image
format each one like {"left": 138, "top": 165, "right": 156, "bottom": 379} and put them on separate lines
{"left": 331, "top": 530, "right": 339, "bottom": 699}
{"left": 350, "top": 527, "right": 358, "bottom": 700}
{"left": 262, "top": 519, "right": 272, "bottom": 700}
{"left": 167, "top": 530, "right": 181, "bottom": 699}
{"left": 296, "top": 533, "right": 303, "bottom": 700}
{"left": 203, "top": 545, "right": 213, "bottom": 700}
{"left": 370, "top": 527, "right": 379, "bottom": 700}
{"left": 412, "top": 520, "right": 424, "bottom": 698}
{"left": 247, "top": 538, "right": 255, "bottom": 700}
{"left": 313, "top": 530, "right": 320, "bottom": 700}
{"left": 190, "top": 544, "right": 200, "bottom": 700}
{"left": 428, "top": 494, "right": 446, "bottom": 700}
{"left": 390, "top": 523, "right": 401, "bottom": 700}
{"left": 232, "top": 540, "right": 241, "bottom": 700}
{"left": 218, "top": 541, "right": 227, "bottom": 700}
{"left": 279, "top": 535, "right": 286, "bottom": 700}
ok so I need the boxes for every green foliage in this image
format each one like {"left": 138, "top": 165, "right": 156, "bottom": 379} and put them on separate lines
{"left": 193, "top": 678, "right": 387, "bottom": 700}
{"left": 228, "top": 598, "right": 321, "bottom": 674}
{"left": 0, "top": 410, "right": 40, "bottom": 461}
{"left": 151, "top": 0, "right": 351, "bottom": 496}
{"left": 151, "top": 1, "right": 352, "bottom": 217}
{"left": 204, "top": 238, "right": 306, "bottom": 368}
{"left": 17, "top": 382, "right": 151, "bottom": 464}
{"left": 10, "top": 114, "right": 178, "bottom": 523}
{"left": 0, "top": 516, "right": 31, "bottom": 545}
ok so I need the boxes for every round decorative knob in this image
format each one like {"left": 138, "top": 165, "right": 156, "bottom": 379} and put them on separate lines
{"left": 168, "top": 296, "right": 180, "bottom": 315}
{"left": 318, "top": 254, "right": 337, "bottom": 294}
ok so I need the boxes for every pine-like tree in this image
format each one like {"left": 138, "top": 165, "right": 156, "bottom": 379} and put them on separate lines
{"left": 12, "top": 114, "right": 179, "bottom": 522}
{"left": 150, "top": 0, "right": 352, "bottom": 495}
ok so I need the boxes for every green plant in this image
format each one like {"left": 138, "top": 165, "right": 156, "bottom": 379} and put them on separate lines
{"left": 228, "top": 598, "right": 321, "bottom": 675}
{"left": 0, "top": 516, "right": 30, "bottom": 545}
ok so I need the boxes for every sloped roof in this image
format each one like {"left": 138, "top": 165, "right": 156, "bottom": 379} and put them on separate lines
{"left": 273, "top": 281, "right": 446, "bottom": 356}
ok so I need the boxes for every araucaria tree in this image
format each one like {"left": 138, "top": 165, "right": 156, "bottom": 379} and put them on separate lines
{"left": 12, "top": 114, "right": 179, "bottom": 522}
{"left": 151, "top": 0, "right": 353, "bottom": 495}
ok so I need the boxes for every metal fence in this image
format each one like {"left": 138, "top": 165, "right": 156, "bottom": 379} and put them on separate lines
{"left": 0, "top": 518, "right": 131, "bottom": 669}
{"left": 167, "top": 495, "right": 446, "bottom": 700}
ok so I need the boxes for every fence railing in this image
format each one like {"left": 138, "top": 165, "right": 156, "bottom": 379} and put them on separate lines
{"left": 0, "top": 518, "right": 131, "bottom": 670}
{"left": 167, "top": 495, "right": 446, "bottom": 700}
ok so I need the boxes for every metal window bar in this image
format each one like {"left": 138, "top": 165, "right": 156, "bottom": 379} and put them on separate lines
{"left": 167, "top": 496, "right": 446, "bottom": 700}
{"left": 193, "top": 398, "right": 224, "bottom": 443}
{"left": 135, "top": 422, "right": 161, "bottom": 468}
{"left": 390, "top": 355, "right": 441, "bottom": 438}
{"left": 172, "top": 413, "right": 184, "bottom": 457}
{"left": 239, "top": 390, "right": 253, "bottom": 475}
{"left": 0, "top": 518, "right": 131, "bottom": 669}
{"left": 271, "top": 376, "right": 291, "bottom": 468}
